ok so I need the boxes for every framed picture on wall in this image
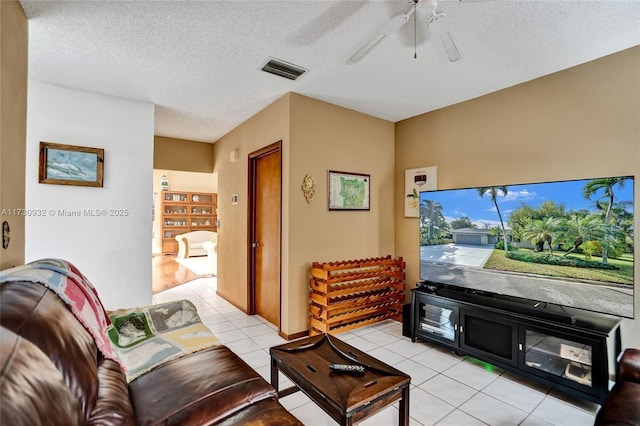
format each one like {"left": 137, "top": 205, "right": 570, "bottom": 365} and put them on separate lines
{"left": 328, "top": 170, "right": 370, "bottom": 210}
{"left": 405, "top": 166, "right": 437, "bottom": 217}
{"left": 39, "top": 141, "right": 104, "bottom": 187}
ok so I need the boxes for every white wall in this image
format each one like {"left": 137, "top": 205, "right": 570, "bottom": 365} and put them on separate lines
{"left": 25, "top": 81, "right": 154, "bottom": 309}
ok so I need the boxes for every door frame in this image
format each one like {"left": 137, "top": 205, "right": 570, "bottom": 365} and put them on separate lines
{"left": 247, "top": 141, "right": 282, "bottom": 328}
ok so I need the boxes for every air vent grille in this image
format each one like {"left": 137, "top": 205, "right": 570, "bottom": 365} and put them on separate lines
{"left": 261, "top": 58, "right": 307, "bottom": 81}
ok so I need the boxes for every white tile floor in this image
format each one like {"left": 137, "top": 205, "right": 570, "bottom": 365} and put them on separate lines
{"left": 153, "top": 278, "right": 601, "bottom": 426}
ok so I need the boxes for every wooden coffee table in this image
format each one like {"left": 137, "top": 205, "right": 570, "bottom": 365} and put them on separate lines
{"left": 270, "top": 334, "right": 410, "bottom": 426}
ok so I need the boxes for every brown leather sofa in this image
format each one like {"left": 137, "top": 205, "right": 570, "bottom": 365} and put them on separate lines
{"left": 0, "top": 280, "right": 302, "bottom": 425}
{"left": 594, "top": 348, "right": 640, "bottom": 425}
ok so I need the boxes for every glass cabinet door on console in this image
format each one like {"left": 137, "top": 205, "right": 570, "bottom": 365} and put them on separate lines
{"left": 520, "top": 326, "right": 603, "bottom": 394}
{"left": 412, "top": 293, "right": 458, "bottom": 346}
{"left": 459, "top": 309, "right": 519, "bottom": 367}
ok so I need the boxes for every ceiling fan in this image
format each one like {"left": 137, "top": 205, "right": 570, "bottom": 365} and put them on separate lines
{"left": 345, "top": 0, "right": 463, "bottom": 65}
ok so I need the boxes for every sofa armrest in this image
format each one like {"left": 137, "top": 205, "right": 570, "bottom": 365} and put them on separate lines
{"left": 88, "top": 358, "right": 135, "bottom": 426}
{"left": 618, "top": 348, "right": 640, "bottom": 384}
{"left": 175, "top": 235, "right": 189, "bottom": 258}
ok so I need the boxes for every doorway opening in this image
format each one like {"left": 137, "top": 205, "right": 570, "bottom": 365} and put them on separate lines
{"left": 151, "top": 169, "right": 218, "bottom": 293}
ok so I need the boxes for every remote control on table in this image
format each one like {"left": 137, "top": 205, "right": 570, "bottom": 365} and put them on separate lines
{"left": 329, "top": 363, "right": 365, "bottom": 375}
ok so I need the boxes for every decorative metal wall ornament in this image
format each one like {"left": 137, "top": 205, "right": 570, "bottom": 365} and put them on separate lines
{"left": 301, "top": 173, "right": 316, "bottom": 203}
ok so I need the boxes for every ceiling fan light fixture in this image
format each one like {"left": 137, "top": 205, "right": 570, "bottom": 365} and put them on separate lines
{"left": 345, "top": 34, "right": 387, "bottom": 65}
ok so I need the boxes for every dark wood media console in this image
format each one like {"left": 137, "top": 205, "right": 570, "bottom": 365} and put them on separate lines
{"left": 410, "top": 283, "right": 622, "bottom": 404}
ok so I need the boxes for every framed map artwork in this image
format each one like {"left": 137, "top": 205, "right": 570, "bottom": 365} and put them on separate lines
{"left": 328, "top": 170, "right": 370, "bottom": 211}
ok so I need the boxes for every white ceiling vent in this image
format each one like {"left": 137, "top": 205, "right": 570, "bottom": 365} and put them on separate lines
{"left": 260, "top": 58, "right": 307, "bottom": 81}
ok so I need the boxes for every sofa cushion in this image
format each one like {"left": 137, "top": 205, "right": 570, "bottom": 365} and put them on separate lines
{"left": 129, "top": 345, "right": 278, "bottom": 426}
{"left": 618, "top": 348, "right": 640, "bottom": 383}
{"left": 595, "top": 381, "right": 640, "bottom": 425}
{"left": 0, "top": 327, "right": 84, "bottom": 426}
{"left": 0, "top": 282, "right": 100, "bottom": 420}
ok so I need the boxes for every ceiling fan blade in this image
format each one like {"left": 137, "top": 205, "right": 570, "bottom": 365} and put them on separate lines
{"left": 345, "top": 6, "right": 417, "bottom": 65}
{"left": 440, "top": 31, "right": 461, "bottom": 62}
{"left": 428, "top": 11, "right": 462, "bottom": 62}
{"left": 345, "top": 33, "right": 389, "bottom": 65}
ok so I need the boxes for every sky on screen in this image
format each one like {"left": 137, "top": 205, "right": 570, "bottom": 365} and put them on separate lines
{"left": 420, "top": 178, "right": 634, "bottom": 229}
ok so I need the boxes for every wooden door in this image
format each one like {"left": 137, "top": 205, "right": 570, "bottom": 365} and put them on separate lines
{"left": 249, "top": 142, "right": 281, "bottom": 327}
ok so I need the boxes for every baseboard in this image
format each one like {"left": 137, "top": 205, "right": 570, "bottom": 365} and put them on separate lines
{"left": 277, "top": 319, "right": 402, "bottom": 341}
{"left": 279, "top": 329, "right": 308, "bottom": 341}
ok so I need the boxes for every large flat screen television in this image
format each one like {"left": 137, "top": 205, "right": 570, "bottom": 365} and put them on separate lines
{"left": 419, "top": 175, "right": 634, "bottom": 318}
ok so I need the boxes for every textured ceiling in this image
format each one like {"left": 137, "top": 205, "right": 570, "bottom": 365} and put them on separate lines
{"left": 21, "top": 0, "right": 640, "bottom": 143}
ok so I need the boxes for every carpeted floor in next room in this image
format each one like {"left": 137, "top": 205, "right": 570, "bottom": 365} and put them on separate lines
{"left": 153, "top": 277, "right": 602, "bottom": 426}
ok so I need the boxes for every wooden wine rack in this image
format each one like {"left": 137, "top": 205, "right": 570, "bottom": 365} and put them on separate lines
{"left": 309, "top": 256, "right": 405, "bottom": 336}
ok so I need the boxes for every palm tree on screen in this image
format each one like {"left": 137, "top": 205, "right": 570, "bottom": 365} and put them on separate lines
{"left": 420, "top": 199, "right": 445, "bottom": 243}
{"left": 560, "top": 214, "right": 605, "bottom": 257}
{"left": 477, "top": 186, "right": 509, "bottom": 254}
{"left": 522, "top": 217, "right": 561, "bottom": 255}
{"left": 583, "top": 177, "right": 630, "bottom": 264}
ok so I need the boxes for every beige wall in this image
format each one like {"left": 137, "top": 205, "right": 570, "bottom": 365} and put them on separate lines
{"left": 395, "top": 46, "right": 640, "bottom": 349}
{"left": 213, "top": 94, "right": 290, "bottom": 319}
{"left": 154, "top": 136, "right": 214, "bottom": 173}
{"left": 286, "top": 94, "right": 395, "bottom": 335}
{"left": 0, "top": 0, "right": 27, "bottom": 269}
{"left": 151, "top": 169, "right": 217, "bottom": 255}
{"left": 213, "top": 93, "right": 395, "bottom": 336}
